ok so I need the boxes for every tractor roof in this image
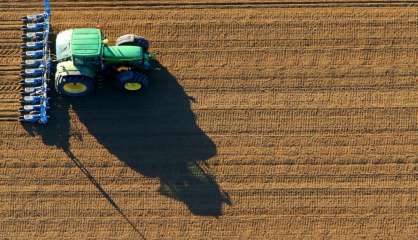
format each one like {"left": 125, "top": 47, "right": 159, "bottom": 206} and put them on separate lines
{"left": 71, "top": 28, "right": 102, "bottom": 58}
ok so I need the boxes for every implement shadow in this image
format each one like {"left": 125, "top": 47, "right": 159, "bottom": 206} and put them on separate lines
{"left": 23, "top": 63, "right": 230, "bottom": 216}
{"left": 22, "top": 93, "right": 145, "bottom": 239}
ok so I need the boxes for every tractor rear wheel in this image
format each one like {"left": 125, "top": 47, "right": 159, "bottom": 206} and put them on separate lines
{"left": 116, "top": 34, "right": 149, "bottom": 52}
{"left": 55, "top": 75, "right": 94, "bottom": 97}
{"left": 115, "top": 70, "right": 149, "bottom": 92}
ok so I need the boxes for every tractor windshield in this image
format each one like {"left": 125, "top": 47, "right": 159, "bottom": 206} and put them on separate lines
{"left": 56, "top": 29, "right": 73, "bottom": 61}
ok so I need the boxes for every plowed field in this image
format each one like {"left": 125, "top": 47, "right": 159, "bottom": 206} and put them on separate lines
{"left": 0, "top": 1, "right": 417, "bottom": 239}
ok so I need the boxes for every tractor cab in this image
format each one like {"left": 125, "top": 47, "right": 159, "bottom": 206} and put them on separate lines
{"left": 56, "top": 28, "right": 102, "bottom": 67}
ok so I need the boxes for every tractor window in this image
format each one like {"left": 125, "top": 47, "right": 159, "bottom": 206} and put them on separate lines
{"left": 73, "top": 57, "right": 99, "bottom": 66}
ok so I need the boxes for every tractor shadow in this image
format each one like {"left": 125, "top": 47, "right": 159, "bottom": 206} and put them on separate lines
{"left": 23, "top": 63, "right": 231, "bottom": 216}
{"left": 72, "top": 64, "right": 231, "bottom": 216}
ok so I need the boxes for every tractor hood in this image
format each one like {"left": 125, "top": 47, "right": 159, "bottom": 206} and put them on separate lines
{"left": 102, "top": 45, "right": 143, "bottom": 63}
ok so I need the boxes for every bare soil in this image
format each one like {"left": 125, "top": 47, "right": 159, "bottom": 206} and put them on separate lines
{"left": 0, "top": 1, "right": 416, "bottom": 239}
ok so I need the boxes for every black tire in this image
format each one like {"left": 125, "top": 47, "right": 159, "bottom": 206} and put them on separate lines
{"left": 115, "top": 70, "right": 149, "bottom": 92}
{"left": 116, "top": 34, "right": 149, "bottom": 52}
{"left": 55, "top": 75, "right": 94, "bottom": 97}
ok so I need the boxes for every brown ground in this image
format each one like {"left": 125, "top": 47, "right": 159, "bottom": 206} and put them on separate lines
{"left": 0, "top": 1, "right": 417, "bottom": 239}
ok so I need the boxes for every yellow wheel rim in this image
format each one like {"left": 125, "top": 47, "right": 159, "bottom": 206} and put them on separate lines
{"left": 63, "top": 82, "right": 87, "bottom": 94}
{"left": 124, "top": 82, "right": 142, "bottom": 91}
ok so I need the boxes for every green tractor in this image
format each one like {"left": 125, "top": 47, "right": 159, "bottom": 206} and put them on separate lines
{"left": 55, "top": 28, "right": 155, "bottom": 96}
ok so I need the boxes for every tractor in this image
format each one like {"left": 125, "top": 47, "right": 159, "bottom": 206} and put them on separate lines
{"left": 54, "top": 28, "right": 155, "bottom": 96}
{"left": 19, "top": 0, "right": 156, "bottom": 123}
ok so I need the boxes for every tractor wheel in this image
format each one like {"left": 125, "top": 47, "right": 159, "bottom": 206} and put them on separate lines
{"left": 55, "top": 75, "right": 94, "bottom": 97}
{"left": 116, "top": 34, "right": 149, "bottom": 52}
{"left": 115, "top": 70, "right": 149, "bottom": 92}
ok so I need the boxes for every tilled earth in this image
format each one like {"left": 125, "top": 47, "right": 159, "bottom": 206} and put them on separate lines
{"left": 0, "top": 1, "right": 417, "bottom": 239}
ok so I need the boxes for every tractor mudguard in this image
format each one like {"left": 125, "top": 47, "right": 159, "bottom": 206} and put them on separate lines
{"left": 55, "top": 60, "right": 96, "bottom": 79}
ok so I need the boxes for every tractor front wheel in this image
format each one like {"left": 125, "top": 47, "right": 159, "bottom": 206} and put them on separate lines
{"left": 55, "top": 75, "right": 94, "bottom": 97}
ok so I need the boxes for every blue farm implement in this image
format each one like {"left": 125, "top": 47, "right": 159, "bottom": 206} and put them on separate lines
{"left": 18, "top": 0, "right": 51, "bottom": 124}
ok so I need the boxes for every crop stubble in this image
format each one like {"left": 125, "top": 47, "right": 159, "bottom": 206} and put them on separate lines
{"left": 0, "top": 1, "right": 417, "bottom": 239}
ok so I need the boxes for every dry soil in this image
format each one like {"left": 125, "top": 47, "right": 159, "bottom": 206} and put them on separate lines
{"left": 0, "top": 0, "right": 417, "bottom": 239}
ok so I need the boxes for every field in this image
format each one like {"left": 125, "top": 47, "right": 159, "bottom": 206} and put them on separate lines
{"left": 0, "top": 0, "right": 417, "bottom": 239}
